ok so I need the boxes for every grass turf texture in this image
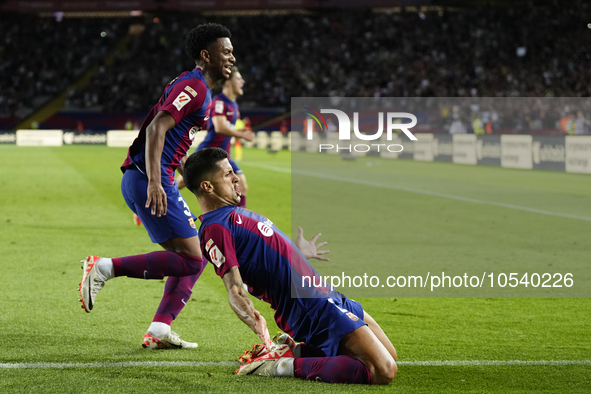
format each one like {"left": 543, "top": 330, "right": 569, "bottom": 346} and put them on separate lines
{"left": 289, "top": 152, "right": 591, "bottom": 298}
{"left": 0, "top": 145, "right": 589, "bottom": 393}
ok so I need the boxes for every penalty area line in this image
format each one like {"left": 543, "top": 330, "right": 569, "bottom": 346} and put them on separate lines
{"left": 1, "top": 360, "right": 589, "bottom": 369}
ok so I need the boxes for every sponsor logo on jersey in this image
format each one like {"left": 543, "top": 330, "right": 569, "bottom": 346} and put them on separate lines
{"left": 189, "top": 126, "right": 199, "bottom": 141}
{"left": 346, "top": 312, "right": 359, "bottom": 321}
{"left": 188, "top": 218, "right": 196, "bottom": 229}
{"left": 257, "top": 221, "right": 274, "bottom": 237}
{"left": 173, "top": 92, "right": 191, "bottom": 111}
{"left": 204, "top": 116, "right": 210, "bottom": 121}
{"left": 208, "top": 245, "right": 225, "bottom": 267}
{"left": 205, "top": 239, "right": 214, "bottom": 251}
{"left": 215, "top": 100, "right": 224, "bottom": 114}
{"left": 226, "top": 111, "right": 234, "bottom": 116}
{"left": 236, "top": 214, "right": 242, "bottom": 225}
{"left": 184, "top": 85, "right": 198, "bottom": 97}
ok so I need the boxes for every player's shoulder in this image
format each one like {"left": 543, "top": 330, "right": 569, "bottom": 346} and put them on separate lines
{"left": 213, "top": 93, "right": 232, "bottom": 105}
{"left": 214, "top": 92, "right": 232, "bottom": 102}
{"left": 185, "top": 71, "right": 210, "bottom": 96}
{"left": 234, "top": 207, "right": 266, "bottom": 222}
{"left": 212, "top": 95, "right": 228, "bottom": 115}
{"left": 171, "top": 68, "right": 209, "bottom": 95}
{"left": 201, "top": 206, "right": 236, "bottom": 229}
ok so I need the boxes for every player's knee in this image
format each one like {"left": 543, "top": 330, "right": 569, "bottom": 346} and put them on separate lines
{"left": 184, "top": 255, "right": 205, "bottom": 275}
{"left": 372, "top": 358, "right": 397, "bottom": 385}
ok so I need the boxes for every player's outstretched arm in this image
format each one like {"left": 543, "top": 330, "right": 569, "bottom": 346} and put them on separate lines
{"left": 145, "top": 111, "right": 176, "bottom": 216}
{"left": 222, "top": 266, "right": 272, "bottom": 349}
{"left": 295, "top": 226, "right": 330, "bottom": 261}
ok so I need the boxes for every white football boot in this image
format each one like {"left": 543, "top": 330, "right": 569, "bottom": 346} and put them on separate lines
{"left": 78, "top": 256, "right": 107, "bottom": 312}
{"left": 142, "top": 331, "right": 198, "bottom": 349}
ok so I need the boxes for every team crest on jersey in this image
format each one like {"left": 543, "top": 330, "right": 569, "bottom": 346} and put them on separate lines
{"left": 173, "top": 92, "right": 191, "bottom": 111}
{"left": 346, "top": 312, "right": 359, "bottom": 321}
{"left": 188, "top": 218, "right": 196, "bottom": 229}
{"left": 184, "top": 85, "right": 198, "bottom": 97}
{"left": 215, "top": 100, "right": 224, "bottom": 114}
{"left": 208, "top": 245, "right": 225, "bottom": 267}
{"left": 257, "top": 220, "right": 274, "bottom": 237}
{"left": 205, "top": 239, "right": 214, "bottom": 251}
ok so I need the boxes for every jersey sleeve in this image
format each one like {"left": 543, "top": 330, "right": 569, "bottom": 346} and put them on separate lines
{"left": 200, "top": 223, "right": 239, "bottom": 278}
{"left": 160, "top": 79, "right": 208, "bottom": 125}
{"left": 211, "top": 97, "right": 227, "bottom": 118}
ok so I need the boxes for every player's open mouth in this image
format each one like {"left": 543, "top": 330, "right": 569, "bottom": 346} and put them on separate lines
{"left": 225, "top": 65, "right": 232, "bottom": 73}
{"left": 234, "top": 185, "right": 241, "bottom": 196}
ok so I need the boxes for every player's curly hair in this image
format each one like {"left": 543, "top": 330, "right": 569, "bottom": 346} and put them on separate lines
{"left": 185, "top": 23, "right": 232, "bottom": 62}
{"left": 184, "top": 148, "right": 229, "bottom": 195}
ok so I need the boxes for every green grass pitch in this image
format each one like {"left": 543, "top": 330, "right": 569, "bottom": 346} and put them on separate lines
{"left": 0, "top": 145, "right": 589, "bottom": 393}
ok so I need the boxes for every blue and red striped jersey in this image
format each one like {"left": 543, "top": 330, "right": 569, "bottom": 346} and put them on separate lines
{"left": 121, "top": 67, "right": 212, "bottom": 185}
{"left": 198, "top": 205, "right": 343, "bottom": 337}
{"left": 197, "top": 93, "right": 239, "bottom": 154}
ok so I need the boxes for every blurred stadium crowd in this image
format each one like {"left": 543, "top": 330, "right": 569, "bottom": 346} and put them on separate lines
{"left": 1, "top": 3, "right": 590, "bottom": 131}
{"left": 0, "top": 16, "right": 126, "bottom": 118}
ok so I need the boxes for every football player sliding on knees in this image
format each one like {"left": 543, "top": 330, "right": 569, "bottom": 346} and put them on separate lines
{"left": 183, "top": 147, "right": 397, "bottom": 385}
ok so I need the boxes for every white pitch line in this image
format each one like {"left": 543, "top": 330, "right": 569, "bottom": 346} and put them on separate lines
{"left": 0, "top": 361, "right": 238, "bottom": 369}
{"left": 397, "top": 360, "right": 591, "bottom": 366}
{"left": 241, "top": 162, "right": 591, "bottom": 222}
{"left": 1, "top": 360, "right": 589, "bottom": 369}
{"left": 241, "top": 162, "right": 292, "bottom": 174}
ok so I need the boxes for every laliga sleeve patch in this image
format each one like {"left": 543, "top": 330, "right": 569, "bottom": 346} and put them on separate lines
{"left": 215, "top": 100, "right": 224, "bottom": 114}
{"left": 184, "top": 85, "right": 198, "bottom": 97}
{"left": 173, "top": 91, "right": 191, "bottom": 111}
{"left": 208, "top": 245, "right": 225, "bottom": 268}
{"left": 205, "top": 239, "right": 214, "bottom": 251}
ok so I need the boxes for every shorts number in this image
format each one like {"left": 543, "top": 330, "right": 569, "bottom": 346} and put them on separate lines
{"left": 178, "top": 196, "right": 191, "bottom": 216}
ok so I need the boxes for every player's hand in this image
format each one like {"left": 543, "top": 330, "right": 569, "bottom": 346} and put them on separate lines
{"left": 253, "top": 310, "right": 272, "bottom": 350}
{"left": 145, "top": 181, "right": 167, "bottom": 217}
{"left": 242, "top": 130, "right": 255, "bottom": 142}
{"left": 295, "top": 226, "right": 329, "bottom": 261}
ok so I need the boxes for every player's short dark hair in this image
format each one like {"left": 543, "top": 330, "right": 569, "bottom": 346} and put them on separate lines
{"left": 184, "top": 147, "right": 229, "bottom": 195}
{"left": 185, "top": 23, "right": 232, "bottom": 62}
